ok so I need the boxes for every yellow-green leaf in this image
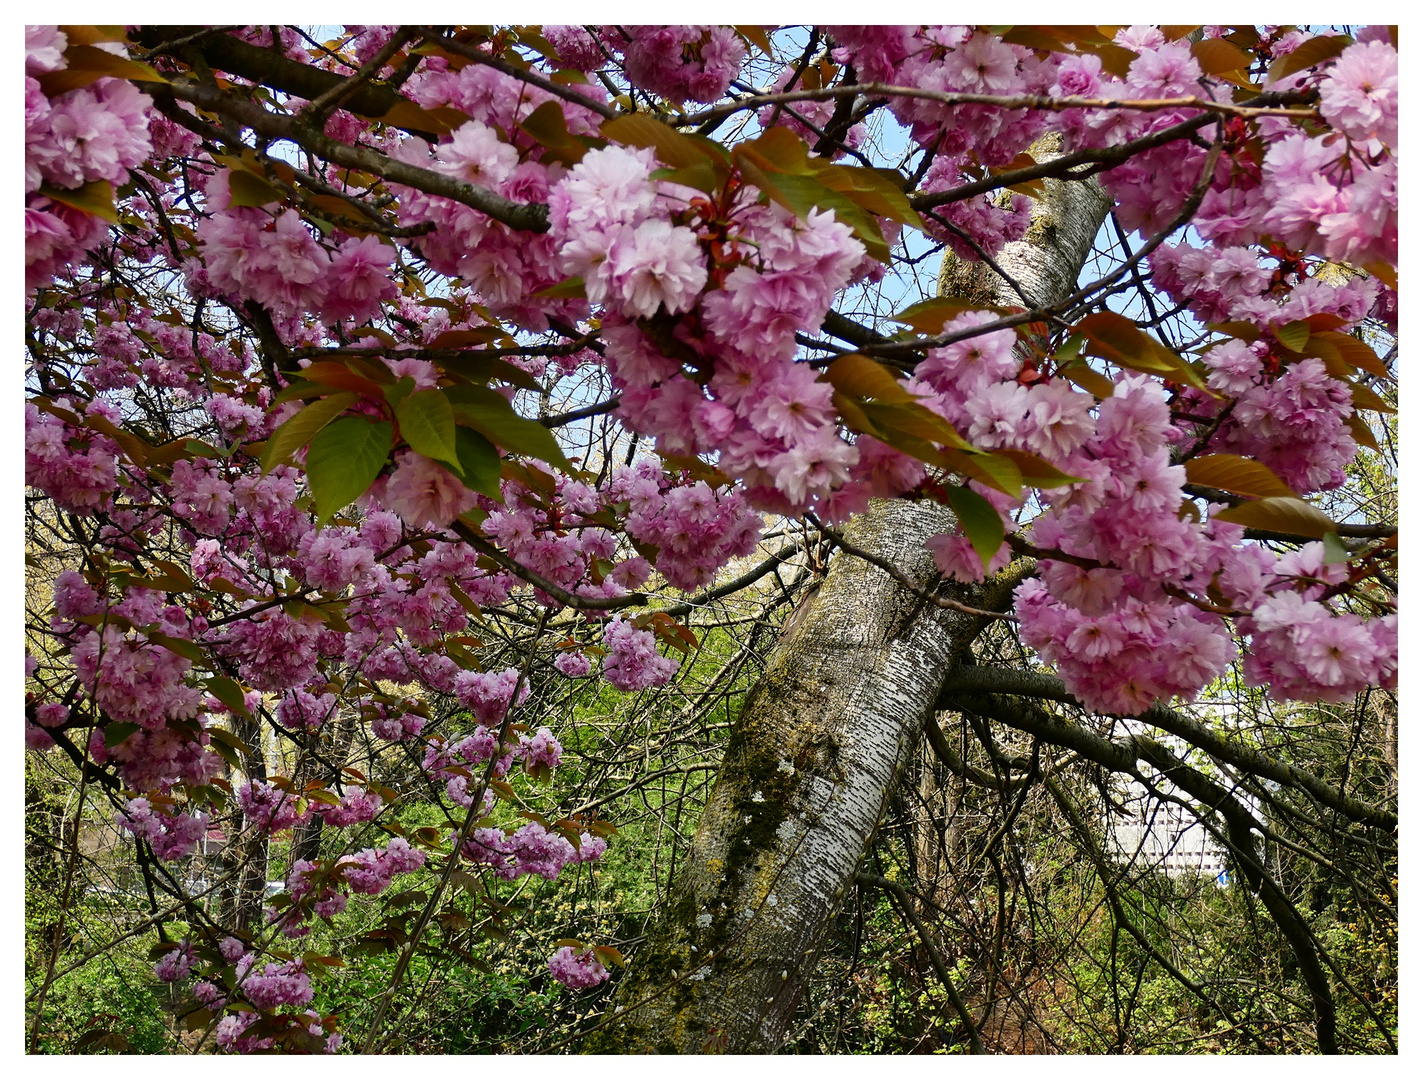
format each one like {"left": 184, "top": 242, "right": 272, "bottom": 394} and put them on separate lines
{"left": 893, "top": 296, "right": 1012, "bottom": 335}
{"left": 40, "top": 180, "right": 117, "bottom": 223}
{"left": 995, "top": 448, "right": 1084, "bottom": 489}
{"left": 261, "top": 392, "right": 356, "bottom": 472}
{"left": 1350, "top": 381, "right": 1395, "bottom": 415}
{"left": 204, "top": 676, "right": 251, "bottom": 719}
{"left": 1345, "top": 412, "right": 1380, "bottom": 452}
{"left": 1274, "top": 319, "right": 1311, "bottom": 353}
{"left": 601, "top": 113, "right": 726, "bottom": 172}
{"left": 1075, "top": 311, "right": 1206, "bottom": 388}
{"left": 1321, "top": 531, "right": 1349, "bottom": 565}
{"left": 824, "top": 354, "right": 915, "bottom": 403}
{"left": 37, "top": 44, "right": 168, "bottom": 97}
{"left": 1213, "top": 496, "right": 1337, "bottom": 538}
{"left": 227, "top": 169, "right": 284, "bottom": 209}
{"left": 144, "top": 631, "right": 203, "bottom": 663}
{"left": 1184, "top": 454, "right": 1297, "bottom": 499}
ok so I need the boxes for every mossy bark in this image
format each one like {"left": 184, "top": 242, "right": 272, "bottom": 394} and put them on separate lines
{"left": 586, "top": 143, "right": 1111, "bottom": 1054}
{"left": 585, "top": 501, "right": 1023, "bottom": 1053}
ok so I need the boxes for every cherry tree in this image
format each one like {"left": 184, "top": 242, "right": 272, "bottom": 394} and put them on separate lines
{"left": 25, "top": 24, "right": 1396, "bottom": 1053}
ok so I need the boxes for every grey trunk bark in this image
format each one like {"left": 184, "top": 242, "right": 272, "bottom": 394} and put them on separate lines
{"left": 586, "top": 142, "right": 1111, "bottom": 1054}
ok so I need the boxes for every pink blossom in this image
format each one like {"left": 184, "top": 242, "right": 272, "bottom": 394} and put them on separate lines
{"left": 548, "top": 945, "right": 610, "bottom": 989}
{"left": 383, "top": 451, "right": 479, "bottom": 530}
{"left": 1319, "top": 40, "right": 1397, "bottom": 147}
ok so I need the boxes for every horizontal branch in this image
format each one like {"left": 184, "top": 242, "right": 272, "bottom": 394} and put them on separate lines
{"left": 938, "top": 665, "right": 1396, "bottom": 833}
{"left": 682, "top": 81, "right": 1316, "bottom": 133}
{"left": 151, "top": 76, "right": 550, "bottom": 232}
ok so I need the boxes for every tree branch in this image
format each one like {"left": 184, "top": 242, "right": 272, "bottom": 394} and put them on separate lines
{"left": 938, "top": 665, "right": 1397, "bottom": 833}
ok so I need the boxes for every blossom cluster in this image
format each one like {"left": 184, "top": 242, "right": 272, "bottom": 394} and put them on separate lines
{"left": 25, "top": 26, "right": 153, "bottom": 288}
{"left": 547, "top": 945, "right": 611, "bottom": 990}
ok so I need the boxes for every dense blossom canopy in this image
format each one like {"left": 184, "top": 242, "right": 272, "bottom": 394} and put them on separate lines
{"left": 24, "top": 23, "right": 1396, "bottom": 1051}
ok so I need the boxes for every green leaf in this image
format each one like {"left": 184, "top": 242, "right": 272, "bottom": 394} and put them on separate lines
{"left": 446, "top": 385, "right": 570, "bottom": 470}
{"left": 1346, "top": 412, "right": 1381, "bottom": 452}
{"left": 376, "top": 99, "right": 470, "bottom": 138}
{"left": 431, "top": 353, "right": 543, "bottom": 391}
{"left": 305, "top": 418, "right": 393, "bottom": 524}
{"left": 813, "top": 161, "right": 926, "bottom": 231}
{"left": 1055, "top": 362, "right": 1117, "bottom": 400}
{"left": 943, "top": 449, "right": 1023, "bottom": 499}
{"left": 532, "top": 276, "right": 588, "bottom": 300}
{"left": 271, "top": 379, "right": 328, "bottom": 405}
{"left": 454, "top": 427, "right": 502, "bottom": 499}
{"left": 104, "top": 722, "right": 140, "bottom": 748}
{"left": 941, "top": 485, "right": 1005, "bottom": 572}
{"left": 860, "top": 401, "right": 972, "bottom": 451}
{"left": 1301, "top": 331, "right": 1390, "bottom": 379}
{"left": 396, "top": 389, "right": 461, "bottom": 470}
{"left": 1213, "top": 496, "right": 1337, "bottom": 539}
{"left": 261, "top": 392, "right": 356, "bottom": 472}
{"left": 601, "top": 114, "right": 728, "bottom": 173}
{"left": 208, "top": 727, "right": 255, "bottom": 757}
{"left": 1349, "top": 381, "right": 1396, "bottom": 415}
{"left": 1184, "top": 454, "right": 1297, "bottom": 499}
{"left": 994, "top": 448, "right": 1084, "bottom": 489}
{"left": 518, "top": 99, "right": 595, "bottom": 165}
{"left": 383, "top": 376, "right": 416, "bottom": 411}
{"left": 1321, "top": 531, "right": 1349, "bottom": 566}
{"left": 650, "top": 161, "right": 722, "bottom": 194}
{"left": 1274, "top": 319, "right": 1311, "bottom": 353}
{"left": 737, "top": 158, "right": 890, "bottom": 262}
{"left": 204, "top": 676, "right": 251, "bottom": 719}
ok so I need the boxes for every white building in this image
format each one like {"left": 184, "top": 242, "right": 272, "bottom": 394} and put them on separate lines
{"left": 1106, "top": 780, "right": 1229, "bottom": 879}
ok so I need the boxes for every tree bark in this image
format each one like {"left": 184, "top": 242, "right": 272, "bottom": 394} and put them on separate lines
{"left": 586, "top": 144, "right": 1111, "bottom": 1054}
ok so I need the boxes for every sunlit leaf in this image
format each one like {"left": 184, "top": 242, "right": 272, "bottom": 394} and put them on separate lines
{"left": 261, "top": 392, "right": 356, "bottom": 472}
{"left": 1213, "top": 496, "right": 1337, "bottom": 538}
{"left": 39, "top": 180, "right": 117, "bottom": 223}
{"left": 1184, "top": 454, "right": 1297, "bottom": 499}
{"left": 823, "top": 354, "right": 916, "bottom": 403}
{"left": 396, "top": 389, "right": 461, "bottom": 470}
{"left": 1321, "top": 531, "right": 1349, "bottom": 565}
{"left": 305, "top": 418, "right": 393, "bottom": 524}
{"left": 1075, "top": 311, "right": 1207, "bottom": 388}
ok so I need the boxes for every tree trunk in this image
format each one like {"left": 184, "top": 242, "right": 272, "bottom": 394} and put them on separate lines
{"left": 586, "top": 500, "right": 1023, "bottom": 1052}
{"left": 587, "top": 143, "right": 1111, "bottom": 1054}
